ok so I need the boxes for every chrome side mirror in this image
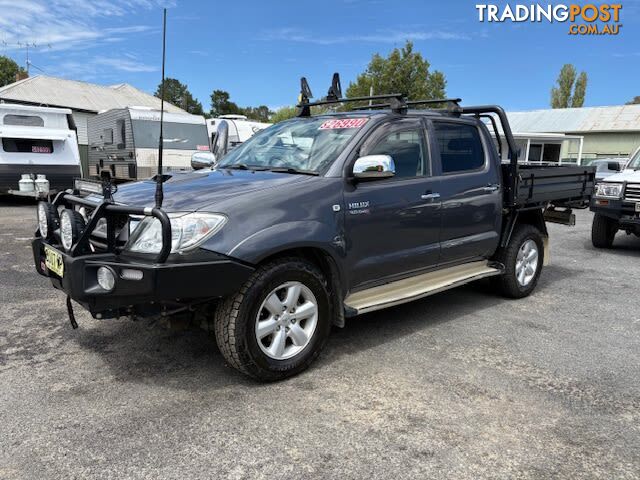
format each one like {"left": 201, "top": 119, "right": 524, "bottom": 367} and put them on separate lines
{"left": 353, "top": 155, "right": 395, "bottom": 180}
{"left": 191, "top": 151, "right": 216, "bottom": 170}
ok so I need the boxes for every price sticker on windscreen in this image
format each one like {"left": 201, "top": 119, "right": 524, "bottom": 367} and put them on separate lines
{"left": 319, "top": 118, "right": 368, "bottom": 130}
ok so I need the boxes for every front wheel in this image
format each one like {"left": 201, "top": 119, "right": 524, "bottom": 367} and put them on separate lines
{"left": 591, "top": 214, "right": 617, "bottom": 248}
{"left": 493, "top": 225, "right": 544, "bottom": 299}
{"left": 214, "top": 257, "right": 332, "bottom": 381}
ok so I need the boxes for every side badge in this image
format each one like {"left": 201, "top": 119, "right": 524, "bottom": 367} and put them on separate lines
{"left": 332, "top": 205, "right": 341, "bottom": 212}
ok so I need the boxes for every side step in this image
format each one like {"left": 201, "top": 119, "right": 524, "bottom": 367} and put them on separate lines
{"left": 344, "top": 261, "right": 502, "bottom": 315}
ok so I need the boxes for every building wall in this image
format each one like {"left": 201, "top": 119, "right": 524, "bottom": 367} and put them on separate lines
{"left": 576, "top": 132, "right": 640, "bottom": 160}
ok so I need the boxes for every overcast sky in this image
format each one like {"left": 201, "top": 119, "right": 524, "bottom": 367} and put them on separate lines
{"left": 1, "top": 0, "right": 639, "bottom": 111}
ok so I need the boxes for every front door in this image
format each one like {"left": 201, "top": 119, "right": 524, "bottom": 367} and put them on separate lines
{"left": 344, "top": 118, "right": 442, "bottom": 289}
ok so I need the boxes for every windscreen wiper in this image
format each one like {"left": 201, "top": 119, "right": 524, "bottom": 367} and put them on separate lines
{"left": 222, "top": 163, "right": 268, "bottom": 171}
{"left": 267, "top": 167, "right": 319, "bottom": 176}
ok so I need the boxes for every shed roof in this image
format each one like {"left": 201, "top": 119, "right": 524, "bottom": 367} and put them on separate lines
{"left": 0, "top": 75, "right": 185, "bottom": 114}
{"left": 506, "top": 104, "right": 640, "bottom": 134}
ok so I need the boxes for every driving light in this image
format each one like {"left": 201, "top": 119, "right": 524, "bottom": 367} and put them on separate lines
{"left": 97, "top": 266, "right": 116, "bottom": 291}
{"left": 125, "top": 212, "right": 227, "bottom": 254}
{"left": 60, "top": 209, "right": 86, "bottom": 251}
{"left": 37, "top": 202, "right": 58, "bottom": 239}
{"left": 595, "top": 182, "right": 623, "bottom": 198}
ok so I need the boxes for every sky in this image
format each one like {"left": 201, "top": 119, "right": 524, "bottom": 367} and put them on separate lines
{"left": 1, "top": 0, "right": 639, "bottom": 112}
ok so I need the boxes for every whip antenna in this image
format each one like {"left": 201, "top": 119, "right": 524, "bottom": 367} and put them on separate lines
{"left": 155, "top": 8, "right": 167, "bottom": 208}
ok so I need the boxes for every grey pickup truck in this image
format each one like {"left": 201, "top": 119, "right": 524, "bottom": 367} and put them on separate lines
{"left": 32, "top": 74, "right": 595, "bottom": 380}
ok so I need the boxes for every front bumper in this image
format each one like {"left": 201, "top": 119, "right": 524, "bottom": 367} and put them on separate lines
{"left": 590, "top": 198, "right": 640, "bottom": 229}
{"left": 33, "top": 238, "right": 254, "bottom": 318}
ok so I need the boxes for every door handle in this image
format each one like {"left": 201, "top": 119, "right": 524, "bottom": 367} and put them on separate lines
{"left": 421, "top": 192, "right": 441, "bottom": 200}
{"left": 482, "top": 184, "right": 500, "bottom": 193}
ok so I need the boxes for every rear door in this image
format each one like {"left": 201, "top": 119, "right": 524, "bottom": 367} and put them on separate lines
{"left": 430, "top": 119, "right": 502, "bottom": 265}
{"left": 344, "top": 118, "right": 441, "bottom": 288}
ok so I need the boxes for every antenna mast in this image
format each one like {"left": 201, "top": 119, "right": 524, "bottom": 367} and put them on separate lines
{"left": 155, "top": 8, "right": 167, "bottom": 209}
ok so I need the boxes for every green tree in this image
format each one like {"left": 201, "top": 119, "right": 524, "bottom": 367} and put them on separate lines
{"left": 551, "top": 64, "right": 588, "bottom": 108}
{"left": 210, "top": 89, "right": 242, "bottom": 117}
{"left": 346, "top": 41, "right": 446, "bottom": 104}
{"left": 242, "top": 105, "right": 272, "bottom": 122}
{"left": 0, "top": 55, "right": 26, "bottom": 88}
{"left": 270, "top": 106, "right": 298, "bottom": 123}
{"left": 155, "top": 78, "right": 203, "bottom": 115}
{"left": 626, "top": 96, "right": 640, "bottom": 105}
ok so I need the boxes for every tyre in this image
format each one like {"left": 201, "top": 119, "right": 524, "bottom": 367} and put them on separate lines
{"left": 493, "top": 224, "right": 544, "bottom": 299}
{"left": 591, "top": 214, "right": 617, "bottom": 248}
{"left": 214, "top": 257, "right": 332, "bottom": 381}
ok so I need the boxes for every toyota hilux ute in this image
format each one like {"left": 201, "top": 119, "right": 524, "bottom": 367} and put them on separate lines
{"left": 590, "top": 145, "right": 640, "bottom": 247}
{"left": 32, "top": 75, "right": 596, "bottom": 381}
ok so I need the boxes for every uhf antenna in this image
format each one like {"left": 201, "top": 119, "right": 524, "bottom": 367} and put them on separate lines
{"left": 155, "top": 8, "right": 167, "bottom": 209}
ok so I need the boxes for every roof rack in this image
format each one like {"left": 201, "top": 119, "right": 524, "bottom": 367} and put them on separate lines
{"left": 296, "top": 73, "right": 406, "bottom": 116}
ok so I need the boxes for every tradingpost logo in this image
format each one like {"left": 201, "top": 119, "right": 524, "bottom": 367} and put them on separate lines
{"left": 475, "top": 4, "right": 622, "bottom": 35}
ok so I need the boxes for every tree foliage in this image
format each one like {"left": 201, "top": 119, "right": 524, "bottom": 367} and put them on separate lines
{"left": 210, "top": 89, "right": 272, "bottom": 122}
{"left": 0, "top": 55, "right": 26, "bottom": 88}
{"left": 626, "top": 96, "right": 640, "bottom": 105}
{"left": 550, "top": 64, "right": 588, "bottom": 108}
{"left": 155, "top": 78, "right": 203, "bottom": 115}
{"left": 270, "top": 106, "right": 298, "bottom": 123}
{"left": 346, "top": 41, "right": 446, "bottom": 103}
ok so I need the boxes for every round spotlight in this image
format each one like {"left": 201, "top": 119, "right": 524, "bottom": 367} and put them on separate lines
{"left": 97, "top": 266, "right": 116, "bottom": 291}
{"left": 37, "top": 202, "right": 59, "bottom": 239}
{"left": 60, "top": 209, "right": 86, "bottom": 251}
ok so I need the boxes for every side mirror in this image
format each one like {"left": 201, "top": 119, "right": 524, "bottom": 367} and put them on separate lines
{"left": 607, "top": 161, "right": 621, "bottom": 172}
{"left": 353, "top": 155, "right": 395, "bottom": 180}
{"left": 191, "top": 151, "right": 216, "bottom": 170}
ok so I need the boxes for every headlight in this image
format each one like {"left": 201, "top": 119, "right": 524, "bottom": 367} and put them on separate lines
{"left": 125, "top": 212, "right": 227, "bottom": 254}
{"left": 595, "top": 183, "right": 623, "bottom": 198}
{"left": 37, "top": 202, "right": 58, "bottom": 239}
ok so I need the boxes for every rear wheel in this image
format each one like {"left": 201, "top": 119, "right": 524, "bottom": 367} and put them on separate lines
{"left": 493, "top": 224, "right": 544, "bottom": 299}
{"left": 591, "top": 214, "right": 617, "bottom": 248}
{"left": 214, "top": 257, "right": 332, "bottom": 381}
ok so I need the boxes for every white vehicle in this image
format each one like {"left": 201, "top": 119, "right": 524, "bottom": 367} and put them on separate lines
{"left": 0, "top": 103, "right": 81, "bottom": 194}
{"left": 88, "top": 107, "right": 210, "bottom": 181}
{"left": 207, "top": 115, "right": 270, "bottom": 159}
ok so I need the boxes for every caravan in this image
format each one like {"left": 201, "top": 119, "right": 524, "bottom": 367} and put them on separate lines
{"left": 88, "top": 107, "right": 210, "bottom": 181}
{"left": 207, "top": 115, "right": 270, "bottom": 159}
{"left": 0, "top": 103, "right": 81, "bottom": 194}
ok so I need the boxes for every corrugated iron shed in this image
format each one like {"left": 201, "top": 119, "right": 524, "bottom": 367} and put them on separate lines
{"left": 0, "top": 75, "right": 184, "bottom": 114}
{"left": 507, "top": 105, "right": 640, "bottom": 133}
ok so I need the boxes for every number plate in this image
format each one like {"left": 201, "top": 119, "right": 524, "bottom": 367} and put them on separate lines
{"left": 44, "top": 245, "right": 64, "bottom": 277}
{"left": 636, "top": 203, "right": 640, "bottom": 213}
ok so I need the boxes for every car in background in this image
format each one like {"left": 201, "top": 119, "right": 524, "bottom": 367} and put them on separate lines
{"left": 583, "top": 158, "right": 629, "bottom": 181}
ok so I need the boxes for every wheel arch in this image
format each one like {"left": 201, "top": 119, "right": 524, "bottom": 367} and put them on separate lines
{"left": 500, "top": 208, "right": 549, "bottom": 266}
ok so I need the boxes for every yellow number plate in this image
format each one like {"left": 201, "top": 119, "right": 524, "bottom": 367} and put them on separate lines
{"left": 44, "top": 245, "right": 64, "bottom": 277}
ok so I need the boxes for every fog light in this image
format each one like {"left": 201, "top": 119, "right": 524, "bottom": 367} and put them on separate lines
{"left": 120, "top": 268, "right": 143, "bottom": 281}
{"left": 97, "top": 266, "right": 116, "bottom": 291}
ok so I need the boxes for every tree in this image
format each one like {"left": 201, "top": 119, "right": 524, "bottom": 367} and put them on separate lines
{"left": 271, "top": 106, "right": 298, "bottom": 123}
{"left": 0, "top": 55, "right": 26, "bottom": 88}
{"left": 550, "top": 64, "right": 588, "bottom": 108}
{"left": 626, "top": 96, "right": 640, "bottom": 105}
{"left": 243, "top": 105, "right": 272, "bottom": 123}
{"left": 155, "top": 78, "right": 203, "bottom": 115}
{"left": 346, "top": 41, "right": 446, "bottom": 103}
{"left": 210, "top": 89, "right": 242, "bottom": 117}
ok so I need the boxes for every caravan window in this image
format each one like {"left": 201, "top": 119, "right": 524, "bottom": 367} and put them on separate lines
{"left": 131, "top": 120, "right": 209, "bottom": 151}
{"left": 2, "top": 138, "right": 54, "bottom": 154}
{"left": 103, "top": 128, "right": 114, "bottom": 145}
{"left": 115, "top": 119, "right": 126, "bottom": 147}
{"left": 3, "top": 114, "right": 44, "bottom": 127}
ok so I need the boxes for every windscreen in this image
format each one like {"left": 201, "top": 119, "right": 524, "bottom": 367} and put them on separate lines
{"left": 131, "top": 120, "right": 209, "bottom": 151}
{"left": 628, "top": 149, "right": 640, "bottom": 169}
{"left": 217, "top": 117, "right": 369, "bottom": 173}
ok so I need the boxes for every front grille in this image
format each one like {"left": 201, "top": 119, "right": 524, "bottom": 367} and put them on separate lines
{"left": 624, "top": 183, "right": 640, "bottom": 202}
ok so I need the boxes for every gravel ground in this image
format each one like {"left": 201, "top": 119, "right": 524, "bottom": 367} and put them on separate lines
{"left": 0, "top": 198, "right": 638, "bottom": 480}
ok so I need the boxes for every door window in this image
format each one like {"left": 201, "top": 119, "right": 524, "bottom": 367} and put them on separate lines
{"left": 367, "top": 128, "right": 426, "bottom": 178}
{"left": 433, "top": 122, "right": 485, "bottom": 174}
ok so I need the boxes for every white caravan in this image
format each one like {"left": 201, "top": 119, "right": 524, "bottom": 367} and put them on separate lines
{"left": 88, "top": 107, "right": 210, "bottom": 181}
{"left": 0, "top": 103, "right": 81, "bottom": 194}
